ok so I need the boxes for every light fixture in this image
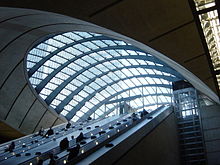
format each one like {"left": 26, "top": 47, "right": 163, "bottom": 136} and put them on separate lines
{"left": 193, "top": 0, "right": 220, "bottom": 89}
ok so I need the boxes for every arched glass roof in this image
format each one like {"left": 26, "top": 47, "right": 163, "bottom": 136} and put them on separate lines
{"left": 26, "top": 31, "right": 184, "bottom": 122}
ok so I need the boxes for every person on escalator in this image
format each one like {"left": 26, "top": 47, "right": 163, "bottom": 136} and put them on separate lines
{"left": 67, "top": 144, "right": 81, "bottom": 161}
{"left": 76, "top": 132, "right": 85, "bottom": 143}
{"left": 132, "top": 113, "right": 138, "bottom": 122}
{"left": 140, "top": 109, "right": 149, "bottom": 118}
{"left": 48, "top": 153, "right": 57, "bottom": 165}
{"left": 5, "top": 141, "right": 15, "bottom": 152}
{"left": 38, "top": 127, "right": 44, "bottom": 136}
{"left": 66, "top": 122, "right": 71, "bottom": 129}
{"left": 59, "top": 137, "right": 69, "bottom": 150}
{"left": 44, "top": 127, "right": 54, "bottom": 137}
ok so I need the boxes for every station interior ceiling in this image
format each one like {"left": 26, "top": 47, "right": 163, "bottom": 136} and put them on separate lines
{"left": 1, "top": 0, "right": 219, "bottom": 97}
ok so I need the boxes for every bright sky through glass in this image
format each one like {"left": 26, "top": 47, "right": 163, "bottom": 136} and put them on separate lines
{"left": 26, "top": 31, "right": 182, "bottom": 122}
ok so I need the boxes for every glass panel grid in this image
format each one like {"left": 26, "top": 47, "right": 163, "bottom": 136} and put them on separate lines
{"left": 26, "top": 31, "right": 180, "bottom": 121}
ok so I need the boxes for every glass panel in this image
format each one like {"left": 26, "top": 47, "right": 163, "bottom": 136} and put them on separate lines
{"left": 44, "top": 83, "right": 58, "bottom": 90}
{"left": 89, "top": 67, "right": 102, "bottom": 75}
{"left": 60, "top": 89, "right": 72, "bottom": 96}
{"left": 54, "top": 35, "right": 74, "bottom": 44}
{"left": 99, "top": 51, "right": 113, "bottom": 58}
{"left": 63, "top": 32, "right": 83, "bottom": 40}
{"left": 74, "top": 59, "right": 89, "bottom": 67}
{"left": 65, "top": 47, "right": 82, "bottom": 55}
{"left": 95, "top": 78, "right": 107, "bottom": 86}
{"left": 47, "top": 38, "right": 65, "bottom": 48}
{"left": 84, "top": 86, "right": 95, "bottom": 94}
{"left": 90, "top": 53, "right": 105, "bottom": 61}
{"left": 66, "top": 83, "right": 77, "bottom": 91}
{"left": 61, "top": 110, "right": 68, "bottom": 116}
{"left": 101, "top": 75, "right": 113, "bottom": 83}
{"left": 55, "top": 72, "right": 70, "bottom": 80}
{"left": 29, "top": 48, "right": 50, "bottom": 57}
{"left": 78, "top": 90, "right": 89, "bottom": 98}
{"left": 82, "top": 70, "right": 96, "bottom": 79}
{"left": 61, "top": 67, "right": 76, "bottom": 76}
{"left": 102, "top": 40, "right": 117, "bottom": 46}
{"left": 40, "top": 88, "right": 53, "bottom": 95}
{"left": 57, "top": 51, "right": 74, "bottom": 60}
{"left": 82, "top": 55, "right": 97, "bottom": 64}
{"left": 76, "top": 74, "right": 89, "bottom": 82}
{"left": 56, "top": 93, "right": 66, "bottom": 100}
{"left": 74, "top": 44, "right": 90, "bottom": 53}
{"left": 50, "top": 77, "right": 64, "bottom": 85}
{"left": 106, "top": 50, "right": 120, "bottom": 57}
{"left": 75, "top": 32, "right": 92, "bottom": 38}
{"left": 72, "top": 79, "right": 83, "bottom": 87}
{"left": 68, "top": 63, "right": 83, "bottom": 71}
{"left": 92, "top": 40, "right": 107, "bottom": 48}
{"left": 89, "top": 82, "right": 100, "bottom": 90}
{"left": 83, "top": 42, "right": 99, "bottom": 49}
{"left": 64, "top": 105, "right": 73, "bottom": 111}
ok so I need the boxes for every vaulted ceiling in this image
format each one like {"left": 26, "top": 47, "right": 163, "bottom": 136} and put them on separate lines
{"left": 0, "top": 0, "right": 219, "bottom": 97}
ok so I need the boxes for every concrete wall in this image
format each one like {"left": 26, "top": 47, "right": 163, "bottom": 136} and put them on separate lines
{"left": 200, "top": 104, "right": 220, "bottom": 165}
{"left": 114, "top": 113, "right": 180, "bottom": 165}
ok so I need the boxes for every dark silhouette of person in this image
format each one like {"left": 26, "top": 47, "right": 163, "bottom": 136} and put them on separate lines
{"left": 67, "top": 144, "right": 80, "bottom": 161}
{"left": 66, "top": 122, "right": 71, "bottom": 129}
{"left": 87, "top": 116, "right": 92, "bottom": 121}
{"left": 59, "top": 137, "right": 69, "bottom": 150}
{"left": 48, "top": 153, "right": 56, "bottom": 165}
{"left": 76, "top": 132, "right": 84, "bottom": 143}
{"left": 5, "top": 141, "right": 15, "bottom": 152}
{"left": 143, "top": 109, "right": 149, "bottom": 115}
{"left": 38, "top": 127, "right": 44, "bottom": 136}
{"left": 37, "top": 159, "right": 43, "bottom": 165}
{"left": 140, "top": 109, "right": 149, "bottom": 118}
{"left": 45, "top": 127, "right": 54, "bottom": 137}
{"left": 132, "top": 113, "right": 138, "bottom": 122}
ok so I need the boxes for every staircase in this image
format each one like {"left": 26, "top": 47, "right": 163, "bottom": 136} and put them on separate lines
{"left": 177, "top": 115, "right": 206, "bottom": 164}
{"left": 173, "top": 80, "right": 207, "bottom": 165}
